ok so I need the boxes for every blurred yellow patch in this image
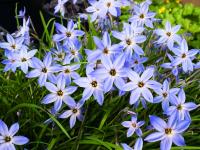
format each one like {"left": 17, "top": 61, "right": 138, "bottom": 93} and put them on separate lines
{"left": 159, "top": 7, "right": 166, "bottom": 14}
{"left": 176, "top": 0, "right": 181, "bottom": 3}
{"left": 164, "top": 0, "right": 170, "bottom": 3}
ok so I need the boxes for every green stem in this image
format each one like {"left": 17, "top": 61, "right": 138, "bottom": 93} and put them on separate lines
{"left": 73, "top": 101, "right": 89, "bottom": 150}
{"left": 15, "top": 3, "right": 20, "bottom": 28}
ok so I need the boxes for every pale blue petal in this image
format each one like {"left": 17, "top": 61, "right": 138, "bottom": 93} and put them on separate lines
{"left": 82, "top": 88, "right": 94, "bottom": 100}
{"left": 134, "top": 138, "right": 143, "bottom": 150}
{"left": 55, "top": 22, "right": 67, "bottom": 33}
{"left": 144, "top": 132, "right": 164, "bottom": 142}
{"left": 93, "top": 90, "right": 104, "bottom": 105}
{"left": 45, "top": 82, "right": 58, "bottom": 93}
{"left": 112, "top": 31, "right": 124, "bottom": 41}
{"left": 141, "top": 68, "right": 154, "bottom": 82}
{"left": 178, "top": 89, "right": 185, "bottom": 104}
{"left": 12, "top": 136, "right": 29, "bottom": 145}
{"left": 146, "top": 80, "right": 162, "bottom": 90}
{"left": 121, "top": 121, "right": 131, "bottom": 128}
{"left": 26, "top": 69, "right": 41, "bottom": 78}
{"left": 160, "top": 137, "right": 172, "bottom": 150}
{"left": 43, "top": 52, "right": 52, "bottom": 67}
{"left": 0, "top": 120, "right": 9, "bottom": 136}
{"left": 127, "top": 70, "right": 140, "bottom": 81}
{"left": 38, "top": 73, "right": 47, "bottom": 86}
{"left": 101, "top": 56, "right": 112, "bottom": 70}
{"left": 42, "top": 93, "right": 57, "bottom": 104}
{"left": 114, "top": 77, "right": 125, "bottom": 90}
{"left": 142, "top": 88, "right": 153, "bottom": 103}
{"left": 172, "top": 134, "right": 185, "bottom": 146}
{"left": 136, "top": 128, "right": 143, "bottom": 137}
{"left": 103, "top": 32, "right": 111, "bottom": 47}
{"left": 122, "top": 82, "right": 138, "bottom": 91}
{"left": 93, "top": 36, "right": 104, "bottom": 50}
{"left": 149, "top": 115, "right": 166, "bottom": 131}
{"left": 133, "top": 44, "right": 144, "bottom": 55}
{"left": 113, "top": 54, "right": 125, "bottom": 69}
{"left": 183, "top": 102, "right": 198, "bottom": 111}
{"left": 121, "top": 143, "right": 133, "bottom": 150}
{"left": 57, "top": 75, "right": 65, "bottom": 90}
{"left": 127, "top": 128, "right": 135, "bottom": 137}
{"left": 153, "top": 96, "right": 163, "bottom": 103}
{"left": 70, "top": 115, "right": 76, "bottom": 128}
{"left": 64, "top": 86, "right": 77, "bottom": 94}
{"left": 54, "top": 99, "right": 63, "bottom": 111}
{"left": 104, "top": 78, "right": 114, "bottom": 92}
{"left": 31, "top": 57, "right": 44, "bottom": 69}
{"left": 73, "top": 30, "right": 85, "bottom": 36}
{"left": 9, "top": 123, "right": 19, "bottom": 136}
{"left": 59, "top": 110, "right": 72, "bottom": 119}
{"left": 130, "top": 89, "right": 141, "bottom": 105}
{"left": 162, "top": 100, "right": 169, "bottom": 111}
{"left": 74, "top": 77, "right": 90, "bottom": 87}
{"left": 67, "top": 20, "right": 74, "bottom": 31}
{"left": 175, "top": 120, "right": 190, "bottom": 133}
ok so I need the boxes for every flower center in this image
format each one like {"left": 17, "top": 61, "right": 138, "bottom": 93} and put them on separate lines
{"left": 103, "top": 48, "right": 109, "bottom": 54}
{"left": 177, "top": 104, "right": 182, "bottom": 110}
{"left": 58, "top": 53, "right": 64, "bottom": 59}
{"left": 109, "top": 69, "right": 116, "bottom": 76}
{"left": 42, "top": 68, "right": 47, "bottom": 73}
{"left": 107, "top": 2, "right": 111, "bottom": 7}
{"left": 11, "top": 59, "right": 15, "bottom": 63}
{"left": 132, "top": 123, "right": 137, "bottom": 128}
{"left": 11, "top": 44, "right": 16, "bottom": 49}
{"left": 162, "top": 92, "right": 168, "bottom": 98}
{"left": 72, "top": 108, "right": 78, "bottom": 114}
{"left": 21, "top": 58, "right": 27, "bottom": 62}
{"left": 165, "top": 128, "right": 172, "bottom": 135}
{"left": 166, "top": 32, "right": 171, "bottom": 37}
{"left": 91, "top": 81, "right": 98, "bottom": 87}
{"left": 5, "top": 136, "right": 11, "bottom": 142}
{"left": 139, "top": 14, "right": 145, "bottom": 19}
{"left": 126, "top": 39, "right": 132, "bottom": 45}
{"left": 134, "top": 60, "right": 139, "bottom": 64}
{"left": 57, "top": 90, "right": 63, "bottom": 96}
{"left": 96, "top": 60, "right": 101, "bottom": 65}
{"left": 66, "top": 32, "right": 72, "bottom": 37}
{"left": 181, "top": 53, "right": 186, "bottom": 58}
{"left": 71, "top": 50, "right": 76, "bottom": 55}
{"left": 138, "top": 81, "right": 144, "bottom": 88}
{"left": 65, "top": 69, "right": 70, "bottom": 74}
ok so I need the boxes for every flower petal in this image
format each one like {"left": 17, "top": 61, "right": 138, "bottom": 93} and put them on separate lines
{"left": 12, "top": 136, "right": 29, "bottom": 145}
{"left": 130, "top": 89, "right": 141, "bottom": 105}
{"left": 172, "top": 134, "right": 186, "bottom": 146}
{"left": 9, "top": 123, "right": 19, "bottom": 137}
{"left": 134, "top": 138, "right": 143, "bottom": 150}
{"left": 45, "top": 82, "right": 58, "bottom": 93}
{"left": 70, "top": 115, "right": 77, "bottom": 128}
{"left": 0, "top": 120, "right": 9, "bottom": 136}
{"left": 176, "top": 120, "right": 190, "bottom": 133}
{"left": 160, "top": 137, "right": 172, "bottom": 150}
{"left": 149, "top": 115, "right": 166, "bottom": 132}
{"left": 142, "top": 88, "right": 153, "bottom": 103}
{"left": 141, "top": 68, "right": 154, "bottom": 82}
{"left": 59, "top": 110, "right": 73, "bottom": 119}
{"left": 144, "top": 132, "right": 164, "bottom": 142}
